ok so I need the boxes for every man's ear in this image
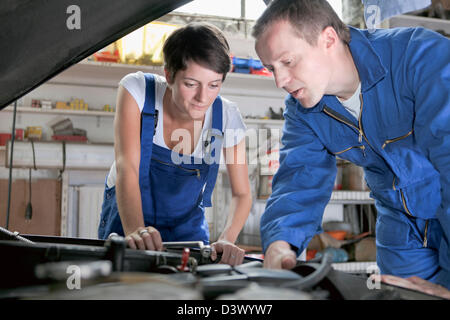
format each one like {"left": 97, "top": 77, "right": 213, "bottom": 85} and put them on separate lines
{"left": 321, "top": 26, "right": 339, "bottom": 50}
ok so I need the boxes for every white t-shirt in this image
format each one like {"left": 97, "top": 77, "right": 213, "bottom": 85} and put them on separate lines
{"left": 338, "top": 82, "right": 361, "bottom": 120}
{"left": 106, "top": 72, "right": 246, "bottom": 188}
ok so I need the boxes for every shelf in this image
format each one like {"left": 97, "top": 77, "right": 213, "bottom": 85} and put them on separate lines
{"left": 243, "top": 118, "right": 284, "bottom": 125}
{"left": 255, "top": 190, "right": 374, "bottom": 205}
{"left": 331, "top": 261, "right": 378, "bottom": 274}
{"left": 389, "top": 15, "right": 450, "bottom": 35}
{"left": 2, "top": 106, "right": 115, "bottom": 117}
{"left": 48, "top": 59, "right": 277, "bottom": 86}
{"left": 3, "top": 106, "right": 286, "bottom": 125}
{"left": 329, "top": 190, "right": 374, "bottom": 204}
{"left": 44, "top": 59, "right": 284, "bottom": 99}
{"left": 3, "top": 140, "right": 114, "bottom": 170}
{"left": 76, "top": 60, "right": 275, "bottom": 82}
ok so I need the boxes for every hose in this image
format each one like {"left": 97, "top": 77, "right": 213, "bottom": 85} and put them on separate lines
{"left": 280, "top": 249, "right": 334, "bottom": 291}
{"left": 5, "top": 101, "right": 18, "bottom": 229}
{"left": 0, "top": 226, "right": 35, "bottom": 244}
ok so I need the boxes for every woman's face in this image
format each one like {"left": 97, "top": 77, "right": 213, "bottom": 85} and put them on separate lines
{"left": 166, "top": 60, "right": 223, "bottom": 120}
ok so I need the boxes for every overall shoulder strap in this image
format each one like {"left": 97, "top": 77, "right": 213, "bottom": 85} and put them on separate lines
{"left": 139, "top": 74, "right": 158, "bottom": 215}
{"left": 202, "top": 96, "right": 224, "bottom": 207}
{"left": 211, "top": 96, "right": 223, "bottom": 132}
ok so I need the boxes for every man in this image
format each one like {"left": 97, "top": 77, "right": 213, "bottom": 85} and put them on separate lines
{"left": 253, "top": 0, "right": 450, "bottom": 292}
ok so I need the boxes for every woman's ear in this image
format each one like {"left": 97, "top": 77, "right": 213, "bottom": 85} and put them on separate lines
{"left": 164, "top": 68, "right": 173, "bottom": 85}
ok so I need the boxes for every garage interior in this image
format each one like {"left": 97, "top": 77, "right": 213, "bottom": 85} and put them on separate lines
{"left": 0, "top": 0, "right": 449, "bottom": 301}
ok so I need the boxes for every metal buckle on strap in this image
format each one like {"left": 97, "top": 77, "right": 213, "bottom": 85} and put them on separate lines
{"left": 141, "top": 109, "right": 159, "bottom": 136}
{"left": 202, "top": 128, "right": 223, "bottom": 164}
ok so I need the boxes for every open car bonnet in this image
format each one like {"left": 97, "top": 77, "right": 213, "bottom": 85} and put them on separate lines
{"left": 0, "top": 0, "right": 191, "bottom": 110}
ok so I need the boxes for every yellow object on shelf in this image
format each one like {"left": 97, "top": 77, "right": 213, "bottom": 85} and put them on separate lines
{"left": 103, "top": 104, "right": 115, "bottom": 112}
{"left": 25, "top": 126, "right": 43, "bottom": 140}
{"left": 56, "top": 101, "right": 70, "bottom": 109}
{"left": 57, "top": 98, "right": 89, "bottom": 111}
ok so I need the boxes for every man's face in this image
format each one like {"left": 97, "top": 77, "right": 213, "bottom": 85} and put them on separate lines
{"left": 255, "top": 20, "right": 332, "bottom": 108}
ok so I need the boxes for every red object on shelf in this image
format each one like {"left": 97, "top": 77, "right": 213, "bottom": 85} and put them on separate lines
{"left": 0, "top": 133, "right": 12, "bottom": 146}
{"left": 250, "top": 67, "right": 272, "bottom": 77}
{"left": 52, "top": 135, "right": 87, "bottom": 142}
{"left": 325, "top": 230, "right": 347, "bottom": 241}
{"left": 15, "top": 129, "right": 24, "bottom": 141}
{"left": 0, "top": 130, "right": 25, "bottom": 145}
{"left": 93, "top": 49, "right": 120, "bottom": 63}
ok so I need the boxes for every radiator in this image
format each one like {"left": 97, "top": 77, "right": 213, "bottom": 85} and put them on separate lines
{"left": 77, "top": 186, "right": 104, "bottom": 239}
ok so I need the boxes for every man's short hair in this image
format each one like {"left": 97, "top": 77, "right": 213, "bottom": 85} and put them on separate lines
{"left": 163, "top": 22, "right": 231, "bottom": 82}
{"left": 252, "top": 0, "right": 350, "bottom": 46}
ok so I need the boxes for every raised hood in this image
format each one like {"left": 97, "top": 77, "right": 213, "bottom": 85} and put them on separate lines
{"left": 0, "top": 0, "right": 191, "bottom": 110}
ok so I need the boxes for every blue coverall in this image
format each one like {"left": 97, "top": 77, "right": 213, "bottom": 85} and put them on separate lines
{"left": 261, "top": 26, "right": 450, "bottom": 289}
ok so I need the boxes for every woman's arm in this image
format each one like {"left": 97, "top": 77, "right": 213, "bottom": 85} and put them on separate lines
{"left": 220, "top": 138, "right": 252, "bottom": 243}
{"left": 211, "top": 138, "right": 252, "bottom": 265}
{"left": 114, "top": 86, "right": 163, "bottom": 251}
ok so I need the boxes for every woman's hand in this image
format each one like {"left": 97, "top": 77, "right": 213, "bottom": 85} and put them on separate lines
{"left": 210, "top": 240, "right": 245, "bottom": 266}
{"left": 125, "top": 226, "right": 164, "bottom": 251}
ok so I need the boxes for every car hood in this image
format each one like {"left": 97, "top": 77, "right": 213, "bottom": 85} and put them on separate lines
{"left": 0, "top": 0, "right": 191, "bottom": 110}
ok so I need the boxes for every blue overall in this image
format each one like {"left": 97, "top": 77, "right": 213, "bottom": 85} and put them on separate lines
{"left": 260, "top": 26, "right": 450, "bottom": 289}
{"left": 98, "top": 74, "right": 223, "bottom": 244}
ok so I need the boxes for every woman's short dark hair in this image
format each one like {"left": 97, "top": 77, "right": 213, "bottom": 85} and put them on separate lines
{"left": 163, "top": 23, "right": 231, "bottom": 82}
{"left": 252, "top": 0, "right": 350, "bottom": 46}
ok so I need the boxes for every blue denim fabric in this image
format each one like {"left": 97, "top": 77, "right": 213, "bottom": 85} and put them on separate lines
{"left": 98, "top": 73, "right": 222, "bottom": 245}
{"left": 375, "top": 201, "right": 450, "bottom": 289}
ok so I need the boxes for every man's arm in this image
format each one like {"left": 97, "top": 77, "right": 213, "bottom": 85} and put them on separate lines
{"left": 261, "top": 106, "right": 337, "bottom": 269}
{"left": 407, "top": 28, "right": 450, "bottom": 289}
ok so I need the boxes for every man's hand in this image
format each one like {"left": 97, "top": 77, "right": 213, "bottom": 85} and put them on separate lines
{"left": 264, "top": 240, "right": 297, "bottom": 269}
{"left": 125, "top": 226, "right": 163, "bottom": 251}
{"left": 371, "top": 274, "right": 450, "bottom": 300}
{"left": 211, "top": 240, "right": 245, "bottom": 266}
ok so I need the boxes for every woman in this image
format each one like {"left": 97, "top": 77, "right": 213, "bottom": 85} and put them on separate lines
{"left": 98, "top": 23, "right": 252, "bottom": 266}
